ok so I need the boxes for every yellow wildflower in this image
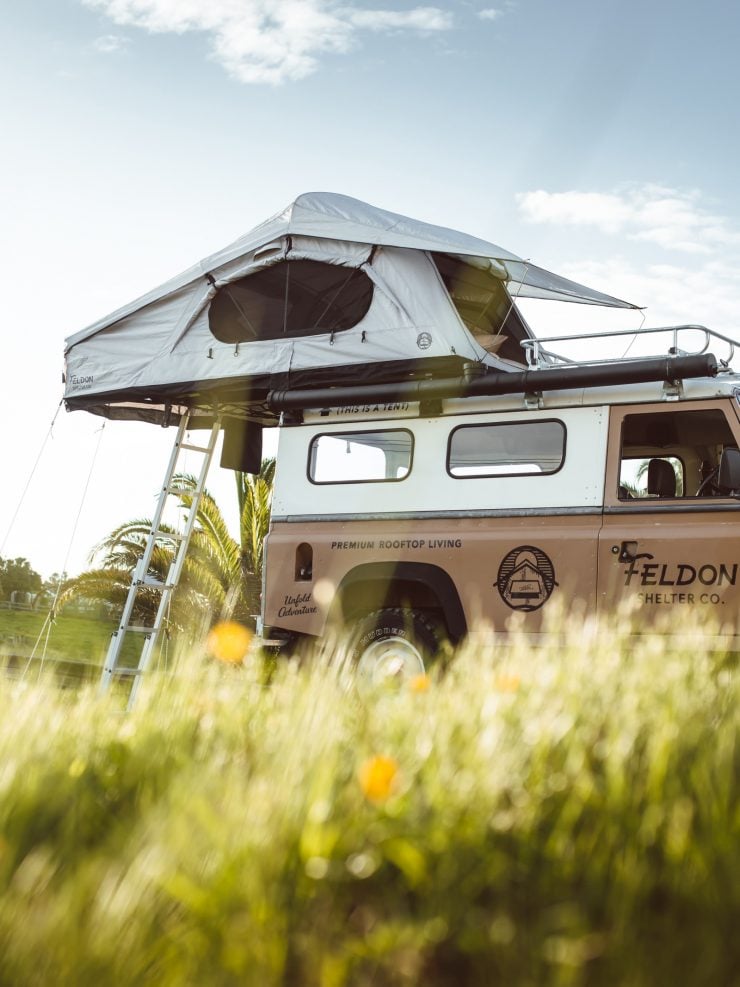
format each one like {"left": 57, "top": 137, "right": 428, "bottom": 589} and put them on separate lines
{"left": 206, "top": 621, "right": 252, "bottom": 664}
{"left": 494, "top": 673, "right": 521, "bottom": 693}
{"left": 409, "top": 673, "right": 430, "bottom": 693}
{"left": 359, "top": 755, "right": 399, "bottom": 804}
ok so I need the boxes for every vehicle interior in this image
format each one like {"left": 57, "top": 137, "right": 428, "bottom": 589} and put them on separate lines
{"left": 618, "top": 408, "right": 737, "bottom": 499}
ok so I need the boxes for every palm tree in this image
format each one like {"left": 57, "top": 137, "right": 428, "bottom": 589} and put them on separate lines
{"left": 60, "top": 459, "right": 275, "bottom": 634}
{"left": 634, "top": 457, "right": 684, "bottom": 496}
{"left": 235, "top": 458, "right": 275, "bottom": 615}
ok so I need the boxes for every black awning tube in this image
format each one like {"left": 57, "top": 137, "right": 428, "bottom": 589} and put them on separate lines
{"left": 268, "top": 353, "right": 719, "bottom": 412}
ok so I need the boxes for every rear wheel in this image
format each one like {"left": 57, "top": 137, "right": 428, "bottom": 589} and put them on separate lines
{"left": 348, "top": 608, "right": 440, "bottom": 687}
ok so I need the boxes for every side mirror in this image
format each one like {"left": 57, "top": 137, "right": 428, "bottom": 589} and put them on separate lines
{"left": 718, "top": 447, "right": 740, "bottom": 496}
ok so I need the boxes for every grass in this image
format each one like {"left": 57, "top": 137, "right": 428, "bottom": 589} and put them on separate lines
{"left": 0, "top": 605, "right": 737, "bottom": 986}
{"left": 0, "top": 606, "right": 147, "bottom": 674}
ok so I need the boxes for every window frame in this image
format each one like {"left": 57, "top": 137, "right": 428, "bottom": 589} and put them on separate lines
{"left": 605, "top": 401, "right": 740, "bottom": 508}
{"left": 616, "top": 407, "right": 738, "bottom": 502}
{"left": 307, "top": 428, "right": 415, "bottom": 486}
{"left": 445, "top": 418, "right": 567, "bottom": 480}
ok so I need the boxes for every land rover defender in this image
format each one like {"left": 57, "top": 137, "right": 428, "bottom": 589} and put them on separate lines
{"left": 62, "top": 193, "right": 740, "bottom": 695}
{"left": 259, "top": 328, "right": 740, "bottom": 678}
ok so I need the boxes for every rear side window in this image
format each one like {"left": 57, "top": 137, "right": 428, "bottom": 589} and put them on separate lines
{"left": 309, "top": 429, "right": 413, "bottom": 484}
{"left": 447, "top": 420, "right": 566, "bottom": 477}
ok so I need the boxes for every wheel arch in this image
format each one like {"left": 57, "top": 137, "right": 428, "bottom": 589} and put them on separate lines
{"left": 331, "top": 561, "right": 467, "bottom": 643}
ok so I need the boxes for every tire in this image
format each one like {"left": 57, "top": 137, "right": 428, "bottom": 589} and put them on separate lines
{"left": 348, "top": 608, "right": 441, "bottom": 688}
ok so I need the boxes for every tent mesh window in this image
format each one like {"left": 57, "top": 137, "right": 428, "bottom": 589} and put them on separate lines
{"left": 433, "top": 253, "right": 530, "bottom": 365}
{"left": 208, "top": 259, "right": 374, "bottom": 344}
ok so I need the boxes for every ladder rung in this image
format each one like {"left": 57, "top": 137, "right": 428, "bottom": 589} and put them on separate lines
{"left": 140, "top": 577, "right": 174, "bottom": 589}
{"left": 180, "top": 441, "right": 211, "bottom": 453}
{"left": 152, "top": 529, "right": 184, "bottom": 542}
{"left": 100, "top": 414, "right": 221, "bottom": 706}
{"left": 165, "top": 479, "right": 207, "bottom": 494}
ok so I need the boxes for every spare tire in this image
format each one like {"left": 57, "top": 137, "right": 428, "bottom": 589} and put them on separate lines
{"left": 348, "top": 608, "right": 440, "bottom": 687}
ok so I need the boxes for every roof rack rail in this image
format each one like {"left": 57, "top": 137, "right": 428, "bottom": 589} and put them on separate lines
{"left": 269, "top": 353, "right": 718, "bottom": 413}
{"left": 522, "top": 324, "right": 737, "bottom": 370}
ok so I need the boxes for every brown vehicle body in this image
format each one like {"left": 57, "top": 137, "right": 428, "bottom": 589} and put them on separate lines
{"left": 261, "top": 376, "right": 740, "bottom": 658}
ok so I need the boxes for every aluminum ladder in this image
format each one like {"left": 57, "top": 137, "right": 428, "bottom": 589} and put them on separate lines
{"left": 100, "top": 411, "right": 221, "bottom": 709}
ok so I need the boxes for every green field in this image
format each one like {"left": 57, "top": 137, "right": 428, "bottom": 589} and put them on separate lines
{"left": 0, "top": 607, "right": 149, "bottom": 679}
{"left": 0, "top": 608, "right": 737, "bottom": 986}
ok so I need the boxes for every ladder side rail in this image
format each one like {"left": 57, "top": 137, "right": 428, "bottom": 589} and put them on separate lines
{"left": 100, "top": 413, "right": 191, "bottom": 694}
{"left": 146, "top": 417, "right": 222, "bottom": 619}
{"left": 161, "top": 419, "right": 222, "bottom": 595}
{"left": 143, "top": 413, "right": 192, "bottom": 557}
{"left": 100, "top": 525, "right": 162, "bottom": 690}
{"left": 126, "top": 418, "right": 221, "bottom": 709}
{"left": 119, "top": 411, "right": 192, "bottom": 603}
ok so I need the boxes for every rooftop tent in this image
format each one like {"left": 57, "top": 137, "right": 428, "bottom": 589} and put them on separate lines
{"left": 63, "top": 192, "right": 639, "bottom": 425}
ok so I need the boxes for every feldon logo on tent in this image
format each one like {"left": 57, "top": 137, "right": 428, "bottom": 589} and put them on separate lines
{"left": 70, "top": 375, "right": 94, "bottom": 390}
{"left": 416, "top": 332, "right": 432, "bottom": 350}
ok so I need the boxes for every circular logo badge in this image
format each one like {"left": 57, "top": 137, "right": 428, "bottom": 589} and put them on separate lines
{"left": 496, "top": 545, "right": 557, "bottom": 612}
{"left": 416, "top": 332, "right": 433, "bottom": 350}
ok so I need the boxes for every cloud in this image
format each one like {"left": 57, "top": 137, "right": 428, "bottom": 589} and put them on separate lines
{"left": 517, "top": 190, "right": 633, "bottom": 235}
{"left": 350, "top": 8, "right": 453, "bottom": 31}
{"left": 516, "top": 185, "right": 740, "bottom": 255}
{"left": 478, "top": 8, "right": 502, "bottom": 20}
{"left": 527, "top": 254, "right": 740, "bottom": 367}
{"left": 514, "top": 185, "right": 740, "bottom": 355}
{"left": 82, "top": 1, "right": 453, "bottom": 84}
{"left": 93, "top": 33, "right": 129, "bottom": 52}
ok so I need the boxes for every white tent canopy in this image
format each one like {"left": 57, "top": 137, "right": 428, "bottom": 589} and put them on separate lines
{"left": 64, "top": 192, "right": 639, "bottom": 425}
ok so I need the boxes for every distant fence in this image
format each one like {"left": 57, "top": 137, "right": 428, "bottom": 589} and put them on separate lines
{"left": 0, "top": 600, "right": 110, "bottom": 615}
{"left": 1, "top": 653, "right": 101, "bottom": 688}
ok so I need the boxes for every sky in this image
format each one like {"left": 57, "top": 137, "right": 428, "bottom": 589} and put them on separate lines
{"left": 2, "top": 0, "right": 740, "bottom": 579}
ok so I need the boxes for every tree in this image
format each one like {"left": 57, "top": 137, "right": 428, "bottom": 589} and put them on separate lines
{"left": 634, "top": 457, "right": 684, "bottom": 496}
{"left": 0, "top": 557, "right": 42, "bottom": 602}
{"left": 235, "top": 458, "right": 276, "bottom": 615}
{"left": 59, "top": 460, "right": 275, "bottom": 634}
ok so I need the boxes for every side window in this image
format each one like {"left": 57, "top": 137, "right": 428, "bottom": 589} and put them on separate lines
{"left": 618, "top": 409, "right": 737, "bottom": 500}
{"left": 309, "top": 429, "right": 413, "bottom": 484}
{"left": 447, "top": 420, "right": 565, "bottom": 477}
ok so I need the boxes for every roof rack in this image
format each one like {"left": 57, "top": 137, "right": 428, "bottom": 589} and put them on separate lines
{"left": 269, "top": 352, "right": 719, "bottom": 414}
{"left": 522, "top": 324, "right": 737, "bottom": 371}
